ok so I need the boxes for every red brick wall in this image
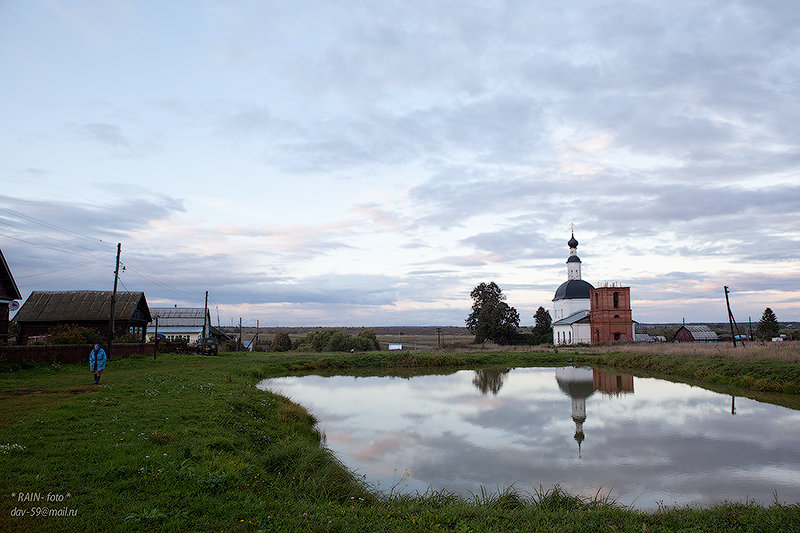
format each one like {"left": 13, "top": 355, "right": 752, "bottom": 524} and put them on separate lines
{"left": 590, "top": 286, "right": 633, "bottom": 344}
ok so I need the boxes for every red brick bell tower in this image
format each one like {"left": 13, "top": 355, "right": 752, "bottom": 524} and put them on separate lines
{"left": 590, "top": 284, "right": 633, "bottom": 344}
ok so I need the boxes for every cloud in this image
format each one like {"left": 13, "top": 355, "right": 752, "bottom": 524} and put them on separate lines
{"left": 81, "top": 122, "right": 130, "bottom": 147}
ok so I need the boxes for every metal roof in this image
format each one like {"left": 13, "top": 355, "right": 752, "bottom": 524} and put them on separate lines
{"left": 553, "top": 309, "right": 591, "bottom": 326}
{"left": 149, "top": 307, "right": 207, "bottom": 326}
{"left": 14, "top": 291, "right": 150, "bottom": 322}
{"left": 679, "top": 325, "right": 719, "bottom": 341}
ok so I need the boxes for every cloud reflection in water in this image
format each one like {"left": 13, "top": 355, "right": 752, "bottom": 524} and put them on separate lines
{"left": 258, "top": 367, "right": 800, "bottom": 508}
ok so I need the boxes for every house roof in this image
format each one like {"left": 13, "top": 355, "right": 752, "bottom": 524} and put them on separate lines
{"left": 14, "top": 291, "right": 151, "bottom": 323}
{"left": 553, "top": 309, "right": 591, "bottom": 326}
{"left": 678, "top": 325, "right": 719, "bottom": 341}
{"left": 0, "top": 249, "right": 22, "bottom": 301}
{"left": 149, "top": 307, "right": 207, "bottom": 326}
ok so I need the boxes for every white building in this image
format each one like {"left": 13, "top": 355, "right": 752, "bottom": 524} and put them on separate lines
{"left": 148, "top": 307, "right": 225, "bottom": 343}
{"left": 552, "top": 232, "right": 594, "bottom": 345}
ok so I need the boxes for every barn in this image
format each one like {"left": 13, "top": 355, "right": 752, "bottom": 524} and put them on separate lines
{"left": 673, "top": 325, "right": 719, "bottom": 343}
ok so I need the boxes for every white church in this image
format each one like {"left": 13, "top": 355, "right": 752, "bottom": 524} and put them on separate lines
{"left": 552, "top": 232, "right": 594, "bottom": 345}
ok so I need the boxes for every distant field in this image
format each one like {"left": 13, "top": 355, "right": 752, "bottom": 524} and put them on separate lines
{"left": 227, "top": 326, "right": 474, "bottom": 347}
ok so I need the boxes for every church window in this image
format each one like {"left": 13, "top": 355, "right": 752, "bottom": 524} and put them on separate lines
{"left": 613, "top": 291, "right": 619, "bottom": 308}
{"left": 595, "top": 293, "right": 599, "bottom": 307}
{"left": 568, "top": 331, "right": 572, "bottom": 343}
{"left": 614, "top": 332, "right": 621, "bottom": 341}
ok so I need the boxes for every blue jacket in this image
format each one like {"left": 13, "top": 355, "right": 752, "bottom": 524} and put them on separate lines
{"left": 89, "top": 347, "right": 107, "bottom": 372}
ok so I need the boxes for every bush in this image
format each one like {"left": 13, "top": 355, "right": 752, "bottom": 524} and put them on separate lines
{"left": 45, "top": 324, "right": 103, "bottom": 345}
{"left": 292, "top": 329, "right": 381, "bottom": 352}
{"left": 114, "top": 332, "right": 142, "bottom": 343}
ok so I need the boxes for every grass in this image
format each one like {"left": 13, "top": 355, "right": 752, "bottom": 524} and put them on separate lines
{"left": 1, "top": 347, "right": 799, "bottom": 532}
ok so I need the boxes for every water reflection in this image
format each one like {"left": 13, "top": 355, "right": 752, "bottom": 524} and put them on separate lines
{"left": 554, "top": 368, "right": 635, "bottom": 457}
{"left": 258, "top": 367, "right": 800, "bottom": 509}
{"left": 472, "top": 368, "right": 511, "bottom": 395}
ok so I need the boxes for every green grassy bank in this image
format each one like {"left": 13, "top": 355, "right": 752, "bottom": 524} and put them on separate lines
{"left": 1, "top": 350, "right": 798, "bottom": 532}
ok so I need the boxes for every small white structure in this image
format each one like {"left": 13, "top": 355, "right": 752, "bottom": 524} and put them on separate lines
{"left": 388, "top": 343, "right": 403, "bottom": 351}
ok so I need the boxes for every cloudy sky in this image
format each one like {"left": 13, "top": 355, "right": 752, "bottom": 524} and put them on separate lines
{"left": 1, "top": 1, "right": 798, "bottom": 327}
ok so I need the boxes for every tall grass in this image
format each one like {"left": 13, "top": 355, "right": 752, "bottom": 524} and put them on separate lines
{"left": 570, "top": 340, "right": 799, "bottom": 362}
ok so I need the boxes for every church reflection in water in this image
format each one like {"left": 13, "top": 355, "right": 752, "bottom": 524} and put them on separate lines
{"left": 555, "top": 367, "right": 634, "bottom": 457}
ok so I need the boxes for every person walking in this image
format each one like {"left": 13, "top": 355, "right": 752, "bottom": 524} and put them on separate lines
{"left": 89, "top": 343, "right": 107, "bottom": 384}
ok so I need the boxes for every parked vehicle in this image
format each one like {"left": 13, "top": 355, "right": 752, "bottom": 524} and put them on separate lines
{"left": 195, "top": 337, "right": 219, "bottom": 356}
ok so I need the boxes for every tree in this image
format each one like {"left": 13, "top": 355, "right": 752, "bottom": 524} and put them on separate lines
{"left": 757, "top": 307, "right": 781, "bottom": 340}
{"left": 465, "top": 282, "right": 520, "bottom": 344}
{"left": 532, "top": 306, "right": 553, "bottom": 344}
{"left": 270, "top": 332, "right": 292, "bottom": 352}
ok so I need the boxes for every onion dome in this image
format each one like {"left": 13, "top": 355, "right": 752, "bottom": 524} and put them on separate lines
{"left": 568, "top": 233, "right": 579, "bottom": 248}
{"left": 553, "top": 279, "right": 594, "bottom": 301}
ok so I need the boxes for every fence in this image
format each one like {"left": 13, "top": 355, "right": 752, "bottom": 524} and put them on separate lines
{"left": 0, "top": 343, "right": 154, "bottom": 364}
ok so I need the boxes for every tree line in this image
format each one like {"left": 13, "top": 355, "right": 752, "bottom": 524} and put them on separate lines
{"left": 465, "top": 282, "right": 790, "bottom": 345}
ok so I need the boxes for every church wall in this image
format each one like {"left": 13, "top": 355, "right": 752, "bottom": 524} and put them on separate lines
{"left": 589, "top": 286, "right": 633, "bottom": 344}
{"left": 552, "top": 298, "right": 590, "bottom": 320}
{"left": 553, "top": 322, "right": 591, "bottom": 345}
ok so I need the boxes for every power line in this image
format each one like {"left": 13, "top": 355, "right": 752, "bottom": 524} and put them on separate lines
{"left": 1, "top": 205, "right": 215, "bottom": 306}
{"left": 0, "top": 207, "right": 113, "bottom": 251}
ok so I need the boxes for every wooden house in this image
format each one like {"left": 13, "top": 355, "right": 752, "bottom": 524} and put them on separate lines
{"left": 0, "top": 249, "right": 22, "bottom": 342}
{"left": 13, "top": 291, "right": 151, "bottom": 344}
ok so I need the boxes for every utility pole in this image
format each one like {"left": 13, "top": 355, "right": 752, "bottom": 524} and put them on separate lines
{"left": 255, "top": 319, "right": 259, "bottom": 348}
{"left": 239, "top": 317, "right": 243, "bottom": 351}
{"left": 724, "top": 286, "right": 744, "bottom": 347}
{"left": 437, "top": 327, "right": 442, "bottom": 348}
{"left": 154, "top": 315, "right": 158, "bottom": 359}
{"left": 203, "top": 291, "right": 209, "bottom": 341}
{"left": 108, "top": 243, "right": 121, "bottom": 358}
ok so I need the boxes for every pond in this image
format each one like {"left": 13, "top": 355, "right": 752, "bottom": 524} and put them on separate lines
{"left": 257, "top": 367, "right": 800, "bottom": 509}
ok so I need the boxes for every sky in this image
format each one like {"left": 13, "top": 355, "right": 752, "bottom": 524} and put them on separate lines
{"left": 1, "top": 0, "right": 798, "bottom": 327}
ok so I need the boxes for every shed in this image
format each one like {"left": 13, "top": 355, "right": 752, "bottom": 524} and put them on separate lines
{"left": 13, "top": 291, "right": 151, "bottom": 344}
{"left": 0, "top": 249, "right": 22, "bottom": 341}
{"left": 673, "top": 325, "right": 719, "bottom": 343}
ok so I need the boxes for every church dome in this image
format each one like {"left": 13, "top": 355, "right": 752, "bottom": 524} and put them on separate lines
{"left": 553, "top": 279, "right": 594, "bottom": 301}
{"left": 555, "top": 367, "right": 595, "bottom": 399}
{"left": 568, "top": 234, "right": 579, "bottom": 248}
{"left": 566, "top": 255, "right": 581, "bottom": 263}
